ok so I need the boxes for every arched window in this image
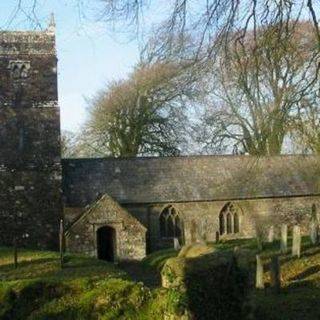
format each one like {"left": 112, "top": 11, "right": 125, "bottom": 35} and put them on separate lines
{"left": 234, "top": 212, "right": 239, "bottom": 233}
{"left": 12, "top": 64, "right": 20, "bottom": 79}
{"left": 20, "top": 64, "right": 28, "bottom": 78}
{"left": 227, "top": 212, "right": 232, "bottom": 233}
{"left": 219, "top": 212, "right": 225, "bottom": 234}
{"left": 167, "top": 215, "right": 174, "bottom": 237}
{"left": 159, "top": 206, "right": 182, "bottom": 239}
{"left": 219, "top": 203, "right": 242, "bottom": 235}
{"left": 175, "top": 215, "right": 182, "bottom": 238}
{"left": 160, "top": 211, "right": 167, "bottom": 237}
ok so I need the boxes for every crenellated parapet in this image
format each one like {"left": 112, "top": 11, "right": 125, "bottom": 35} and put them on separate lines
{"left": 0, "top": 30, "right": 56, "bottom": 56}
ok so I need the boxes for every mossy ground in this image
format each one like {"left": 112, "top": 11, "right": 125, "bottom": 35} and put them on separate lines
{"left": 154, "top": 238, "right": 320, "bottom": 319}
{"left": 0, "top": 247, "right": 181, "bottom": 320}
{"left": 1, "top": 237, "right": 320, "bottom": 320}
{"left": 141, "top": 248, "right": 178, "bottom": 271}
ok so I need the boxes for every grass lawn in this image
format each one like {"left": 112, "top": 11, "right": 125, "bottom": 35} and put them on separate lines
{"left": 1, "top": 237, "right": 320, "bottom": 320}
{"left": 0, "top": 247, "right": 180, "bottom": 320}
{"left": 251, "top": 238, "right": 320, "bottom": 320}
{"left": 150, "top": 237, "right": 320, "bottom": 320}
{"left": 212, "top": 237, "right": 320, "bottom": 320}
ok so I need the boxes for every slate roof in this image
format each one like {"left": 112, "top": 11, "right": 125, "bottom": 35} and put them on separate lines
{"left": 62, "top": 155, "right": 320, "bottom": 207}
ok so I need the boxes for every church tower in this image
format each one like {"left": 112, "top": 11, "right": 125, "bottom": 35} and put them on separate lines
{"left": 0, "top": 19, "right": 62, "bottom": 249}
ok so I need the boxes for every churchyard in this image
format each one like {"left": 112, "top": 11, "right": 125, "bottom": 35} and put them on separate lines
{"left": 1, "top": 222, "right": 320, "bottom": 319}
{"left": 1, "top": 1, "right": 320, "bottom": 319}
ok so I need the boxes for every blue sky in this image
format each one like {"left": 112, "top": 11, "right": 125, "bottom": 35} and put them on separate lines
{"left": 0, "top": 0, "right": 140, "bottom": 132}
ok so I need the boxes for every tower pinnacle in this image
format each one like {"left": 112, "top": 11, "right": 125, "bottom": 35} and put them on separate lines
{"left": 47, "top": 13, "right": 56, "bottom": 33}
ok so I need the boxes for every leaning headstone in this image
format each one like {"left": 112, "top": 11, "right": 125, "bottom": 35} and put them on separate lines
{"left": 292, "top": 225, "right": 301, "bottom": 258}
{"left": 268, "top": 226, "right": 274, "bottom": 243}
{"left": 310, "top": 220, "right": 318, "bottom": 245}
{"left": 280, "top": 224, "right": 288, "bottom": 254}
{"left": 201, "top": 220, "right": 208, "bottom": 242}
{"left": 255, "top": 255, "right": 264, "bottom": 289}
{"left": 215, "top": 231, "right": 220, "bottom": 243}
{"left": 190, "top": 220, "right": 197, "bottom": 243}
{"left": 173, "top": 238, "right": 181, "bottom": 250}
{"left": 270, "top": 255, "right": 281, "bottom": 293}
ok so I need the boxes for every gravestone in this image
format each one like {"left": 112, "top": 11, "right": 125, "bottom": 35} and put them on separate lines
{"left": 174, "top": 237, "right": 181, "bottom": 250}
{"left": 310, "top": 220, "right": 318, "bottom": 245}
{"left": 190, "top": 220, "right": 197, "bottom": 243}
{"left": 292, "top": 225, "right": 301, "bottom": 258}
{"left": 215, "top": 231, "right": 220, "bottom": 243}
{"left": 268, "top": 226, "right": 274, "bottom": 243}
{"left": 280, "top": 224, "right": 288, "bottom": 254}
{"left": 59, "top": 219, "right": 64, "bottom": 268}
{"left": 270, "top": 256, "right": 281, "bottom": 293}
{"left": 255, "top": 255, "right": 264, "bottom": 289}
{"left": 201, "top": 220, "right": 207, "bottom": 242}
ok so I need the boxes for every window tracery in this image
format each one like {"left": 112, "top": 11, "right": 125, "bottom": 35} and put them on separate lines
{"left": 219, "top": 203, "right": 241, "bottom": 235}
{"left": 159, "top": 206, "right": 182, "bottom": 238}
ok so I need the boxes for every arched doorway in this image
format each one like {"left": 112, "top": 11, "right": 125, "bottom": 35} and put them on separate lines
{"left": 97, "top": 226, "right": 116, "bottom": 262}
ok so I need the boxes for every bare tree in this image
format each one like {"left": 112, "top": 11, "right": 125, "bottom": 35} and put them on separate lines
{"left": 2, "top": 0, "right": 42, "bottom": 29}
{"left": 7, "top": 1, "right": 320, "bottom": 156}
{"left": 95, "top": 1, "right": 320, "bottom": 60}
{"left": 61, "top": 130, "right": 83, "bottom": 158}
{"left": 8, "top": 1, "right": 320, "bottom": 51}
{"left": 82, "top": 61, "right": 196, "bottom": 157}
{"left": 291, "top": 86, "right": 320, "bottom": 154}
{"left": 198, "top": 21, "right": 319, "bottom": 155}
{"left": 95, "top": 1, "right": 320, "bottom": 156}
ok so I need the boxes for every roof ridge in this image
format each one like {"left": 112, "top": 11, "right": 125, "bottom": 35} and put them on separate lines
{"left": 62, "top": 154, "right": 317, "bottom": 162}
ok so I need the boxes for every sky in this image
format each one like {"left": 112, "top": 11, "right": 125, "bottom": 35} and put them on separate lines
{"left": 0, "top": 0, "right": 140, "bottom": 132}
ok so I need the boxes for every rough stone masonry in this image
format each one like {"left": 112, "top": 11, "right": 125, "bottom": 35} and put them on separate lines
{"left": 0, "top": 20, "right": 62, "bottom": 249}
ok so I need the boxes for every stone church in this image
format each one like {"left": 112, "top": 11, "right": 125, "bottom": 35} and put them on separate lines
{"left": 1, "top": 22, "right": 320, "bottom": 262}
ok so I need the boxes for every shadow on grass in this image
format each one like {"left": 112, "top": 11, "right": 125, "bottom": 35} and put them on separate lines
{"left": 289, "top": 265, "right": 320, "bottom": 281}
{"left": 0, "top": 257, "right": 58, "bottom": 278}
{"left": 212, "top": 238, "right": 259, "bottom": 252}
{"left": 254, "top": 281, "right": 320, "bottom": 320}
{"left": 186, "top": 255, "right": 247, "bottom": 319}
{"left": 119, "top": 260, "right": 161, "bottom": 288}
{"left": 0, "top": 254, "right": 127, "bottom": 282}
{"left": 0, "top": 280, "right": 70, "bottom": 320}
{"left": 261, "top": 246, "right": 320, "bottom": 274}
{"left": 172, "top": 238, "right": 320, "bottom": 319}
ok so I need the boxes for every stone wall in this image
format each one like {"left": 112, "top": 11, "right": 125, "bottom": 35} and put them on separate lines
{"left": 127, "top": 196, "right": 320, "bottom": 252}
{"left": 65, "top": 195, "right": 320, "bottom": 254}
{"left": 0, "top": 28, "right": 61, "bottom": 249}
